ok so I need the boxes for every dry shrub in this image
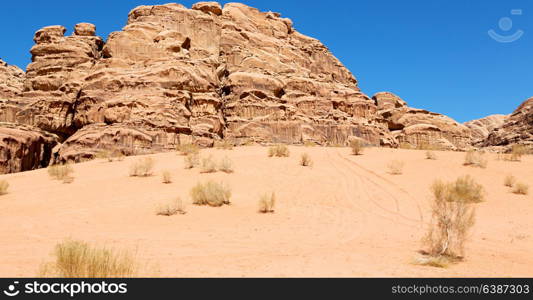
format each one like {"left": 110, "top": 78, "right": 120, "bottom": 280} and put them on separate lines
{"left": 156, "top": 198, "right": 186, "bottom": 216}
{"left": 300, "top": 153, "right": 313, "bottom": 167}
{"left": 191, "top": 181, "right": 231, "bottom": 207}
{"left": 39, "top": 239, "right": 136, "bottom": 278}
{"left": 303, "top": 140, "right": 317, "bottom": 147}
{"left": 0, "top": 180, "right": 9, "bottom": 195}
{"left": 95, "top": 149, "right": 124, "bottom": 162}
{"left": 200, "top": 155, "right": 218, "bottom": 173}
{"left": 177, "top": 143, "right": 199, "bottom": 156}
{"left": 184, "top": 153, "right": 200, "bottom": 169}
{"left": 350, "top": 139, "right": 364, "bottom": 155}
{"left": 504, "top": 175, "right": 516, "bottom": 187}
{"left": 48, "top": 164, "right": 74, "bottom": 182}
{"left": 451, "top": 175, "right": 485, "bottom": 203}
{"left": 463, "top": 150, "right": 487, "bottom": 168}
{"left": 509, "top": 145, "right": 527, "bottom": 162}
{"left": 399, "top": 142, "right": 413, "bottom": 149}
{"left": 326, "top": 142, "right": 344, "bottom": 148}
{"left": 258, "top": 192, "right": 276, "bottom": 213}
{"left": 512, "top": 182, "right": 529, "bottom": 195}
{"left": 422, "top": 176, "right": 479, "bottom": 260}
{"left": 129, "top": 157, "right": 154, "bottom": 177}
{"left": 387, "top": 160, "right": 404, "bottom": 175}
{"left": 413, "top": 255, "right": 451, "bottom": 268}
{"left": 162, "top": 170, "right": 172, "bottom": 184}
{"left": 218, "top": 156, "right": 234, "bottom": 173}
{"left": 425, "top": 150, "right": 437, "bottom": 160}
{"left": 268, "top": 144, "right": 290, "bottom": 157}
{"left": 214, "top": 140, "right": 234, "bottom": 150}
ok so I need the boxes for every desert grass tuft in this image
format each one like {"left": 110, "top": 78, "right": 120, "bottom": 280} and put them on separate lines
{"left": 504, "top": 175, "right": 516, "bottom": 187}
{"left": 425, "top": 150, "right": 437, "bottom": 160}
{"left": 95, "top": 149, "right": 124, "bottom": 162}
{"left": 387, "top": 160, "right": 404, "bottom": 175}
{"left": 258, "top": 192, "right": 276, "bottom": 213}
{"left": 48, "top": 164, "right": 74, "bottom": 182}
{"left": 300, "top": 153, "right": 313, "bottom": 167}
{"left": 463, "top": 150, "right": 487, "bottom": 168}
{"left": 184, "top": 153, "right": 200, "bottom": 169}
{"left": 512, "top": 182, "right": 529, "bottom": 195}
{"left": 190, "top": 180, "right": 231, "bottom": 207}
{"left": 200, "top": 155, "right": 218, "bottom": 173}
{"left": 303, "top": 140, "right": 317, "bottom": 147}
{"left": 218, "top": 156, "right": 234, "bottom": 173}
{"left": 268, "top": 144, "right": 290, "bottom": 157}
{"left": 214, "top": 140, "right": 234, "bottom": 150}
{"left": 413, "top": 255, "right": 451, "bottom": 268}
{"left": 39, "top": 239, "right": 136, "bottom": 278}
{"left": 0, "top": 180, "right": 9, "bottom": 195}
{"left": 156, "top": 198, "right": 186, "bottom": 216}
{"left": 508, "top": 144, "right": 527, "bottom": 162}
{"left": 162, "top": 170, "right": 172, "bottom": 184}
{"left": 177, "top": 143, "right": 199, "bottom": 156}
{"left": 350, "top": 139, "right": 364, "bottom": 155}
{"left": 129, "top": 157, "right": 154, "bottom": 177}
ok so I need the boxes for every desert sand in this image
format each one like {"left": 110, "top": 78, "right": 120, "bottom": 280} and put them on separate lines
{"left": 0, "top": 146, "right": 532, "bottom": 277}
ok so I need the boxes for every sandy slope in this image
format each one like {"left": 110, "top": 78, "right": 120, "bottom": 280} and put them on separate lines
{"left": 0, "top": 146, "right": 532, "bottom": 277}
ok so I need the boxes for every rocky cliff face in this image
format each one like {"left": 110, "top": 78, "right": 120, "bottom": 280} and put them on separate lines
{"left": 373, "top": 92, "right": 472, "bottom": 150}
{"left": 6, "top": 2, "right": 399, "bottom": 163}
{"left": 0, "top": 123, "right": 58, "bottom": 174}
{"left": 3, "top": 1, "right": 517, "bottom": 174}
{"left": 483, "top": 97, "right": 533, "bottom": 147}
{"left": 464, "top": 114, "right": 507, "bottom": 145}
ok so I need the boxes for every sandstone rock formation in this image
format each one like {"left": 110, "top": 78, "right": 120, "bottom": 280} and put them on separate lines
{"left": 483, "top": 97, "right": 533, "bottom": 147}
{"left": 0, "top": 59, "right": 25, "bottom": 99}
{"left": 3, "top": 2, "right": 515, "bottom": 173}
{"left": 373, "top": 92, "right": 472, "bottom": 150}
{"left": 0, "top": 123, "right": 58, "bottom": 174}
{"left": 464, "top": 114, "right": 507, "bottom": 144}
{"left": 2, "top": 2, "right": 398, "bottom": 164}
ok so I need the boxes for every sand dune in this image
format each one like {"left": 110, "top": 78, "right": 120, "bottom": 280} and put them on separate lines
{"left": 0, "top": 146, "right": 532, "bottom": 277}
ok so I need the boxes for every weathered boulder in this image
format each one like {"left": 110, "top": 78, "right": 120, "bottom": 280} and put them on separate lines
{"left": 0, "top": 122, "right": 59, "bottom": 173}
{"left": 483, "top": 97, "right": 533, "bottom": 147}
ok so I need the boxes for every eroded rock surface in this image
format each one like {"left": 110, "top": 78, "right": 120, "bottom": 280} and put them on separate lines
{"left": 483, "top": 97, "right": 533, "bottom": 147}
{"left": 3, "top": 2, "right": 516, "bottom": 171}
{"left": 374, "top": 92, "right": 472, "bottom": 150}
{"left": 0, "top": 59, "right": 25, "bottom": 99}
{"left": 464, "top": 114, "right": 507, "bottom": 144}
{"left": 0, "top": 123, "right": 59, "bottom": 173}
{"left": 5, "top": 2, "right": 395, "bottom": 162}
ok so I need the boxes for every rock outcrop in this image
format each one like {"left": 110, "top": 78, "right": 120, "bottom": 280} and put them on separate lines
{"left": 3, "top": 2, "right": 396, "bottom": 163}
{"left": 3, "top": 2, "right": 516, "bottom": 173}
{"left": 0, "top": 59, "right": 25, "bottom": 99}
{"left": 464, "top": 114, "right": 507, "bottom": 144}
{"left": 0, "top": 123, "right": 59, "bottom": 174}
{"left": 373, "top": 92, "right": 472, "bottom": 150}
{"left": 483, "top": 97, "right": 533, "bottom": 147}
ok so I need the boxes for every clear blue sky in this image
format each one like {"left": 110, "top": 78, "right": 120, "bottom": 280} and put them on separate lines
{"left": 1, "top": 0, "right": 531, "bottom": 122}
